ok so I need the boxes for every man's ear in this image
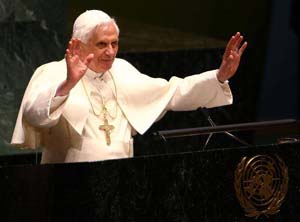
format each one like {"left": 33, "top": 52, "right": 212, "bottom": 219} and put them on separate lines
{"left": 74, "top": 39, "right": 86, "bottom": 56}
{"left": 73, "top": 39, "right": 81, "bottom": 50}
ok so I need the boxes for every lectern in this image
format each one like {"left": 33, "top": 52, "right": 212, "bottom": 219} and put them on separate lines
{"left": 0, "top": 120, "right": 299, "bottom": 222}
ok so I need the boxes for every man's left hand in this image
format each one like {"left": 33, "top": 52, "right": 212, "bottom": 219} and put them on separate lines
{"left": 217, "top": 32, "right": 247, "bottom": 83}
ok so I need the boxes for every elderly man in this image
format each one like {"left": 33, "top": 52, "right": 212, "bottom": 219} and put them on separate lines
{"left": 11, "top": 10, "right": 247, "bottom": 163}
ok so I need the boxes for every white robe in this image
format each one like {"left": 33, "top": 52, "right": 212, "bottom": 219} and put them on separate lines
{"left": 11, "top": 58, "right": 233, "bottom": 163}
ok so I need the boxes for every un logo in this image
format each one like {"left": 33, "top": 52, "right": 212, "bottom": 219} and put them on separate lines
{"left": 234, "top": 155, "right": 288, "bottom": 219}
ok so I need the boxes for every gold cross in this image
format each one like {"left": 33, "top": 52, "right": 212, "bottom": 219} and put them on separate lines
{"left": 99, "top": 117, "right": 114, "bottom": 145}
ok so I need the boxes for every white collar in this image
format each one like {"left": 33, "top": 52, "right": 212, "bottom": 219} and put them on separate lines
{"left": 85, "top": 68, "right": 111, "bottom": 83}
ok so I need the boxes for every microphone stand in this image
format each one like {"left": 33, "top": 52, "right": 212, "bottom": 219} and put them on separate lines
{"left": 201, "top": 108, "right": 251, "bottom": 150}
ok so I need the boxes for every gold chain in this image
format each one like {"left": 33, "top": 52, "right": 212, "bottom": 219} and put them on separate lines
{"left": 81, "top": 70, "right": 118, "bottom": 119}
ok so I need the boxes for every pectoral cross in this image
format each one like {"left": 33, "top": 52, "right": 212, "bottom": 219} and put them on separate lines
{"left": 99, "top": 116, "right": 114, "bottom": 145}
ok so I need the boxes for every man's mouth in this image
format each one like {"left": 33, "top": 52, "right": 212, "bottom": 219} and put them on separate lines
{"left": 101, "top": 58, "right": 114, "bottom": 62}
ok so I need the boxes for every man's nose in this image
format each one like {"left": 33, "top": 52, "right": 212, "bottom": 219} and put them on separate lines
{"left": 105, "top": 44, "right": 114, "bottom": 55}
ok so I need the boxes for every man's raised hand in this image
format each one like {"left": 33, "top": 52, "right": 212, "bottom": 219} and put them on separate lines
{"left": 217, "top": 32, "right": 247, "bottom": 83}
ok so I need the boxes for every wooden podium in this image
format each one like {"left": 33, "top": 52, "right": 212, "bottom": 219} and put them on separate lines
{"left": 0, "top": 120, "right": 299, "bottom": 222}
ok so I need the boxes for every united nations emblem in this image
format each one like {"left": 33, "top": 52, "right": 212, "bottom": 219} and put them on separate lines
{"left": 234, "top": 155, "right": 288, "bottom": 219}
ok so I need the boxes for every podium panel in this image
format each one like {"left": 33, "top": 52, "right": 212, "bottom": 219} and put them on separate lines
{"left": 0, "top": 142, "right": 299, "bottom": 222}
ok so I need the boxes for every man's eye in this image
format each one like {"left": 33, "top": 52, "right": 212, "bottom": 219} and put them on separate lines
{"left": 112, "top": 42, "right": 119, "bottom": 48}
{"left": 97, "top": 42, "right": 107, "bottom": 48}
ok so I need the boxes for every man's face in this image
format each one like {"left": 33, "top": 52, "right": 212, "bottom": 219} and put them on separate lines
{"left": 80, "top": 22, "right": 119, "bottom": 73}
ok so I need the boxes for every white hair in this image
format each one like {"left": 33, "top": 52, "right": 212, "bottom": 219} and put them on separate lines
{"left": 72, "top": 10, "right": 119, "bottom": 43}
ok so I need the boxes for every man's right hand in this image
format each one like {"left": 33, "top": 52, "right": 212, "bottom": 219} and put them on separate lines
{"left": 56, "top": 39, "right": 94, "bottom": 96}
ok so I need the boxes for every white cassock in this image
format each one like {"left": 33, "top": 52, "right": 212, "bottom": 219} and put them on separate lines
{"left": 11, "top": 58, "right": 233, "bottom": 163}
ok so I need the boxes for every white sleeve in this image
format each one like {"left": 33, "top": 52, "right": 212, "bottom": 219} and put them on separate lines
{"left": 49, "top": 94, "right": 68, "bottom": 117}
{"left": 23, "top": 83, "right": 69, "bottom": 129}
{"left": 166, "top": 69, "right": 233, "bottom": 111}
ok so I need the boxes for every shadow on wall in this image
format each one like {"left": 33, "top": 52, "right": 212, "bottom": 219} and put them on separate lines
{"left": 258, "top": 0, "right": 300, "bottom": 120}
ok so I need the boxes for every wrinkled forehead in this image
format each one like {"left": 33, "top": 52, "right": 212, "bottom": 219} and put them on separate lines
{"left": 87, "top": 22, "right": 119, "bottom": 42}
{"left": 95, "top": 22, "right": 119, "bottom": 34}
